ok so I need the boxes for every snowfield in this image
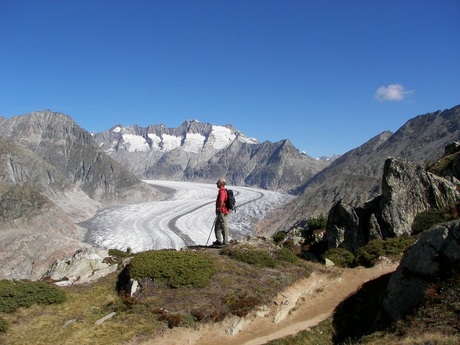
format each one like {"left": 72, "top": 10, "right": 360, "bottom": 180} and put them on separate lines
{"left": 82, "top": 180, "right": 295, "bottom": 252}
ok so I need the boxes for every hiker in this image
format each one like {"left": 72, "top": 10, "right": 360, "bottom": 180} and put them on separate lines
{"left": 214, "top": 178, "right": 229, "bottom": 246}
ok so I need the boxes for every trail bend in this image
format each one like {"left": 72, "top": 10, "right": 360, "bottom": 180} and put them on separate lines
{"left": 136, "top": 261, "right": 398, "bottom": 345}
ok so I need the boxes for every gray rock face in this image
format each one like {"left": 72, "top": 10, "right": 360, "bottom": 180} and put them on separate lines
{"left": 382, "top": 220, "right": 460, "bottom": 320}
{"left": 325, "top": 156, "right": 460, "bottom": 252}
{"left": 380, "top": 157, "right": 460, "bottom": 237}
{"left": 0, "top": 185, "right": 90, "bottom": 279}
{"left": 0, "top": 110, "right": 165, "bottom": 204}
{"left": 45, "top": 247, "right": 118, "bottom": 285}
{"left": 326, "top": 200, "right": 363, "bottom": 253}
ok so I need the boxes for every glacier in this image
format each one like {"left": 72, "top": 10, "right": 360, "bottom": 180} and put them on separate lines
{"left": 82, "top": 180, "right": 295, "bottom": 253}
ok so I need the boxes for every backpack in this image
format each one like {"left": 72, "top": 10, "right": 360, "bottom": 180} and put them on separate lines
{"left": 225, "top": 189, "right": 236, "bottom": 212}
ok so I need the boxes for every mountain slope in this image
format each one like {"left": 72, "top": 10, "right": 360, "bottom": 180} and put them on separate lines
{"left": 0, "top": 110, "right": 164, "bottom": 203}
{"left": 0, "top": 111, "right": 167, "bottom": 280}
{"left": 259, "top": 104, "right": 460, "bottom": 234}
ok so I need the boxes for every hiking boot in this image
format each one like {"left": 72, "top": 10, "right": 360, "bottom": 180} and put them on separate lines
{"left": 212, "top": 241, "right": 222, "bottom": 246}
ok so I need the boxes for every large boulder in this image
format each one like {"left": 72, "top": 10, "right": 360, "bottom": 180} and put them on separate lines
{"left": 326, "top": 200, "right": 364, "bottom": 253}
{"left": 380, "top": 157, "right": 460, "bottom": 237}
{"left": 44, "top": 247, "right": 118, "bottom": 285}
{"left": 382, "top": 220, "right": 460, "bottom": 320}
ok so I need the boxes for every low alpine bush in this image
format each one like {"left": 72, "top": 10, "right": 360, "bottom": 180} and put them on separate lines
{"left": 275, "top": 248, "right": 299, "bottom": 264}
{"left": 108, "top": 248, "right": 133, "bottom": 259}
{"left": 412, "top": 208, "right": 451, "bottom": 235}
{"left": 272, "top": 231, "right": 287, "bottom": 244}
{"left": 323, "top": 248, "right": 355, "bottom": 268}
{"left": 224, "top": 291, "right": 262, "bottom": 317}
{"left": 0, "top": 279, "right": 67, "bottom": 313}
{"left": 308, "top": 213, "right": 327, "bottom": 231}
{"left": 127, "top": 250, "right": 217, "bottom": 288}
{"left": 222, "top": 246, "right": 277, "bottom": 268}
{"left": 355, "top": 240, "right": 384, "bottom": 268}
{"left": 355, "top": 237, "right": 415, "bottom": 267}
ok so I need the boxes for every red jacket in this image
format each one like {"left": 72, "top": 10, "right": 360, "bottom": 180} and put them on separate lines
{"left": 216, "top": 187, "right": 229, "bottom": 215}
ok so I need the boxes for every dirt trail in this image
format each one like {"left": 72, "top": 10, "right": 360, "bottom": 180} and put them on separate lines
{"left": 137, "top": 261, "right": 398, "bottom": 345}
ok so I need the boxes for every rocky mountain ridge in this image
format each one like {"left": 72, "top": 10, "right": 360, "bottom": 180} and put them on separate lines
{"left": 92, "top": 120, "right": 329, "bottom": 192}
{"left": 259, "top": 104, "right": 460, "bottom": 234}
{"left": 0, "top": 111, "right": 164, "bottom": 204}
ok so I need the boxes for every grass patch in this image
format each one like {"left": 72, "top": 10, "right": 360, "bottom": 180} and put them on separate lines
{"left": 2, "top": 238, "right": 456, "bottom": 344}
{"left": 266, "top": 318, "right": 334, "bottom": 345}
{"left": 0, "top": 271, "right": 164, "bottom": 344}
{"left": 274, "top": 247, "right": 300, "bottom": 264}
{"left": 221, "top": 245, "right": 277, "bottom": 267}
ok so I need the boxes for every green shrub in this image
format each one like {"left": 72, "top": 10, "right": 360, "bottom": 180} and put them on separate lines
{"left": 223, "top": 246, "right": 277, "bottom": 268}
{"left": 108, "top": 248, "right": 133, "bottom": 260}
{"left": 412, "top": 208, "right": 450, "bottom": 235}
{"left": 0, "top": 316, "right": 9, "bottom": 333}
{"left": 323, "top": 248, "right": 355, "bottom": 268}
{"left": 355, "top": 237, "right": 415, "bottom": 267}
{"left": 128, "top": 250, "right": 217, "bottom": 288}
{"left": 275, "top": 248, "right": 299, "bottom": 264}
{"left": 382, "top": 236, "right": 416, "bottom": 256}
{"left": 308, "top": 213, "right": 327, "bottom": 230}
{"left": 0, "top": 280, "right": 67, "bottom": 313}
{"left": 272, "top": 231, "right": 287, "bottom": 244}
{"left": 355, "top": 240, "right": 385, "bottom": 268}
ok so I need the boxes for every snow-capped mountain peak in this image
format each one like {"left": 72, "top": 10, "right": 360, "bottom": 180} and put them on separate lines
{"left": 97, "top": 121, "right": 258, "bottom": 154}
{"left": 93, "top": 119, "right": 326, "bottom": 191}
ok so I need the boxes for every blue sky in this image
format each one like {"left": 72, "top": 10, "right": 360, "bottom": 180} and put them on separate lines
{"left": 1, "top": 1, "right": 459, "bottom": 157}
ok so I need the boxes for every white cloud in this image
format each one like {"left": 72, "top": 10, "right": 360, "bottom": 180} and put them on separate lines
{"left": 375, "top": 84, "right": 414, "bottom": 102}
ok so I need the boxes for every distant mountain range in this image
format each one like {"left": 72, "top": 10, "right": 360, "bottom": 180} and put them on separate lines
{"left": 92, "top": 120, "right": 329, "bottom": 192}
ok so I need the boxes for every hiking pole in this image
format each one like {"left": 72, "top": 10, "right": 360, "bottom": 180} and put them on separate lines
{"left": 206, "top": 216, "right": 217, "bottom": 246}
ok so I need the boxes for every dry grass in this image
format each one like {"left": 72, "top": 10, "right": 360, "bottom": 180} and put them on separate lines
{"left": 0, "top": 241, "right": 317, "bottom": 345}
{"left": 0, "top": 272, "right": 165, "bottom": 345}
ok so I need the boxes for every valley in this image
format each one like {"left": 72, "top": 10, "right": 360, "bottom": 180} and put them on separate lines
{"left": 81, "top": 180, "right": 295, "bottom": 252}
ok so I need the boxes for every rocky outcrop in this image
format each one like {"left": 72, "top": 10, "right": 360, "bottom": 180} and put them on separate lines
{"left": 382, "top": 220, "right": 460, "bottom": 320}
{"left": 326, "top": 201, "right": 364, "bottom": 253}
{"left": 45, "top": 247, "right": 118, "bottom": 286}
{"left": 0, "top": 184, "right": 90, "bottom": 280}
{"left": 432, "top": 141, "right": 460, "bottom": 183}
{"left": 326, "top": 156, "right": 460, "bottom": 253}
{"left": 380, "top": 157, "right": 460, "bottom": 237}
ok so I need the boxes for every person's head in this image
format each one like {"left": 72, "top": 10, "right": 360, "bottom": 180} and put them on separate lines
{"left": 216, "top": 178, "right": 226, "bottom": 188}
